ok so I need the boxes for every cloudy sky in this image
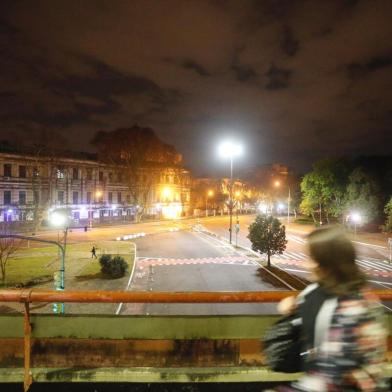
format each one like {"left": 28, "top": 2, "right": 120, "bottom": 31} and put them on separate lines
{"left": 0, "top": 0, "right": 391, "bottom": 175}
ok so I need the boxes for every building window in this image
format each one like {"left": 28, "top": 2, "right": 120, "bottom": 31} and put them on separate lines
{"left": 118, "top": 192, "right": 122, "bottom": 203}
{"left": 73, "top": 191, "right": 78, "bottom": 204}
{"left": 108, "top": 192, "right": 113, "bottom": 204}
{"left": 4, "top": 164, "right": 12, "bottom": 177}
{"left": 72, "top": 168, "right": 79, "bottom": 180}
{"left": 118, "top": 172, "right": 123, "bottom": 182}
{"left": 32, "top": 167, "right": 39, "bottom": 177}
{"left": 108, "top": 172, "right": 113, "bottom": 181}
{"left": 99, "top": 171, "right": 104, "bottom": 182}
{"left": 57, "top": 167, "right": 65, "bottom": 179}
{"left": 126, "top": 194, "right": 131, "bottom": 203}
{"left": 4, "top": 191, "right": 11, "bottom": 204}
{"left": 58, "top": 191, "right": 64, "bottom": 204}
{"left": 19, "top": 166, "right": 26, "bottom": 178}
{"left": 86, "top": 169, "right": 93, "bottom": 181}
{"left": 19, "top": 191, "right": 26, "bottom": 205}
{"left": 86, "top": 191, "right": 92, "bottom": 204}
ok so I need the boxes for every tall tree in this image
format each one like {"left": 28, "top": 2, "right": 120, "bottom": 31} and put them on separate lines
{"left": 383, "top": 197, "right": 392, "bottom": 233}
{"left": 345, "top": 168, "right": 381, "bottom": 224}
{"left": 247, "top": 214, "right": 287, "bottom": 267}
{"left": 91, "top": 125, "right": 181, "bottom": 221}
{"left": 300, "top": 158, "right": 349, "bottom": 224}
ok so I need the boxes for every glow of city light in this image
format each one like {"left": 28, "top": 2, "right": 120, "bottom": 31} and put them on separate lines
{"left": 258, "top": 203, "right": 268, "bottom": 214}
{"left": 162, "top": 203, "right": 182, "bottom": 219}
{"left": 111, "top": 204, "right": 117, "bottom": 210}
{"left": 218, "top": 141, "right": 243, "bottom": 158}
{"left": 277, "top": 203, "right": 285, "bottom": 210}
{"left": 351, "top": 212, "right": 361, "bottom": 223}
{"left": 162, "top": 187, "right": 172, "bottom": 199}
{"left": 7, "top": 209, "right": 13, "bottom": 214}
{"left": 50, "top": 212, "right": 67, "bottom": 227}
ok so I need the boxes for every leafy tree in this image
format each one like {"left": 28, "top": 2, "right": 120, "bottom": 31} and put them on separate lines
{"left": 92, "top": 125, "right": 182, "bottom": 221}
{"left": 345, "top": 168, "right": 381, "bottom": 224}
{"left": 382, "top": 197, "right": 392, "bottom": 232}
{"left": 300, "top": 159, "right": 349, "bottom": 224}
{"left": 247, "top": 214, "right": 287, "bottom": 267}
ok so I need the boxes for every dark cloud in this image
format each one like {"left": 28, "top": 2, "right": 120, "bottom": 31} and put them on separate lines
{"left": 348, "top": 54, "right": 392, "bottom": 79}
{"left": 0, "top": 0, "right": 391, "bottom": 174}
{"left": 181, "top": 59, "right": 211, "bottom": 77}
{"left": 265, "top": 65, "right": 292, "bottom": 90}
{"left": 231, "top": 64, "right": 257, "bottom": 82}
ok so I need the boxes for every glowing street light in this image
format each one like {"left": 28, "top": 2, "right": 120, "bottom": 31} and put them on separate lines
{"left": 162, "top": 187, "right": 172, "bottom": 200}
{"left": 205, "top": 190, "right": 214, "bottom": 217}
{"left": 50, "top": 211, "right": 67, "bottom": 227}
{"left": 274, "top": 180, "right": 291, "bottom": 224}
{"left": 350, "top": 212, "right": 362, "bottom": 235}
{"left": 218, "top": 140, "right": 243, "bottom": 244}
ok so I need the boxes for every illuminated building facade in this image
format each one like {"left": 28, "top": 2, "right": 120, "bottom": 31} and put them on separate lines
{"left": 0, "top": 151, "right": 191, "bottom": 225}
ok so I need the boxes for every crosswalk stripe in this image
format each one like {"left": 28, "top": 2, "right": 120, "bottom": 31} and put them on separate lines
{"left": 360, "top": 257, "right": 392, "bottom": 271}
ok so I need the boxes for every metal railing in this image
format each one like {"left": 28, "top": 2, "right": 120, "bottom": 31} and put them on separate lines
{"left": 1, "top": 289, "right": 391, "bottom": 391}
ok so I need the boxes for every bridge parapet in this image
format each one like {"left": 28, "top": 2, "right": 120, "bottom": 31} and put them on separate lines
{"left": 0, "top": 289, "right": 391, "bottom": 390}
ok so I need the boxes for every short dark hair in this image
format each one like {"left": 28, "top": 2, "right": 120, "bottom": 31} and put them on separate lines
{"left": 307, "top": 226, "right": 367, "bottom": 295}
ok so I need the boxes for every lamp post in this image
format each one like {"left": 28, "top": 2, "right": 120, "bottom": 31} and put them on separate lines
{"left": 205, "top": 190, "right": 214, "bottom": 217}
{"left": 274, "top": 180, "right": 291, "bottom": 224}
{"left": 351, "top": 212, "right": 361, "bottom": 236}
{"left": 49, "top": 211, "right": 69, "bottom": 314}
{"left": 218, "top": 141, "right": 243, "bottom": 244}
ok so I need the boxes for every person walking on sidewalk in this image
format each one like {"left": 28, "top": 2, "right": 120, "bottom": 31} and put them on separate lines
{"left": 269, "top": 226, "right": 387, "bottom": 392}
{"left": 91, "top": 246, "right": 97, "bottom": 259}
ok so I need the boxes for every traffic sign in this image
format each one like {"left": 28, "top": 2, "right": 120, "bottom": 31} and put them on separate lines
{"left": 235, "top": 223, "right": 240, "bottom": 233}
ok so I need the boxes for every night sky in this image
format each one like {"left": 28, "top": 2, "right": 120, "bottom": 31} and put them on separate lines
{"left": 1, "top": 0, "right": 391, "bottom": 175}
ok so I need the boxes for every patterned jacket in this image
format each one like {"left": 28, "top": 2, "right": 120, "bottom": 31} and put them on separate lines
{"left": 278, "top": 286, "right": 388, "bottom": 392}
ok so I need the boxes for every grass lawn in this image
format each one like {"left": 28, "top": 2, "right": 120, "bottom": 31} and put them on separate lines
{"left": 0, "top": 240, "right": 135, "bottom": 289}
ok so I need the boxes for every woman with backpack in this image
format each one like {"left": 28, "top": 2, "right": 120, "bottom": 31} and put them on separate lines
{"left": 269, "top": 226, "right": 388, "bottom": 391}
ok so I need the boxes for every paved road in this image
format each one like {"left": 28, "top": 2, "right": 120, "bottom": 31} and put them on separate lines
{"left": 120, "top": 229, "right": 283, "bottom": 315}
{"left": 201, "top": 215, "right": 392, "bottom": 287}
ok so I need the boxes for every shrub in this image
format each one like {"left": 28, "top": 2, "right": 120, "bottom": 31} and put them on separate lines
{"left": 99, "top": 254, "right": 128, "bottom": 278}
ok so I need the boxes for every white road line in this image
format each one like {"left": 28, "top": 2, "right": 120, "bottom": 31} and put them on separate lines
{"left": 287, "top": 235, "right": 307, "bottom": 244}
{"left": 368, "top": 280, "right": 392, "bottom": 288}
{"left": 352, "top": 241, "right": 387, "bottom": 249}
{"left": 356, "top": 259, "right": 383, "bottom": 271}
{"left": 360, "top": 258, "right": 392, "bottom": 271}
{"left": 116, "top": 242, "right": 137, "bottom": 315}
{"left": 357, "top": 258, "right": 392, "bottom": 272}
{"left": 284, "top": 251, "right": 306, "bottom": 260}
{"left": 283, "top": 268, "right": 309, "bottom": 274}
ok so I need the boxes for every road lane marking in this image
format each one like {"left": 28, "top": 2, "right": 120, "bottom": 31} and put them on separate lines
{"left": 116, "top": 242, "right": 137, "bottom": 315}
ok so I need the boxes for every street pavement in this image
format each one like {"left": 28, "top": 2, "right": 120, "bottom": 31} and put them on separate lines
{"left": 200, "top": 215, "right": 392, "bottom": 288}
{"left": 120, "top": 229, "right": 284, "bottom": 315}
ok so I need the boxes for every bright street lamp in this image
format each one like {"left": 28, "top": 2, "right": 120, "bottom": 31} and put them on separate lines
{"left": 350, "top": 212, "right": 362, "bottom": 235}
{"left": 274, "top": 180, "right": 291, "bottom": 224}
{"left": 205, "top": 190, "right": 214, "bottom": 217}
{"left": 218, "top": 140, "right": 243, "bottom": 244}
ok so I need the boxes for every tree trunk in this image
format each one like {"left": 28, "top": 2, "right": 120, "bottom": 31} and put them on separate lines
{"left": 267, "top": 249, "right": 271, "bottom": 267}
{"left": 311, "top": 212, "right": 316, "bottom": 224}
{"left": 0, "top": 262, "right": 5, "bottom": 281}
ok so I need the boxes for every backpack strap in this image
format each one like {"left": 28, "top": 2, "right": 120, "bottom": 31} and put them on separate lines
{"left": 314, "top": 297, "right": 338, "bottom": 349}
